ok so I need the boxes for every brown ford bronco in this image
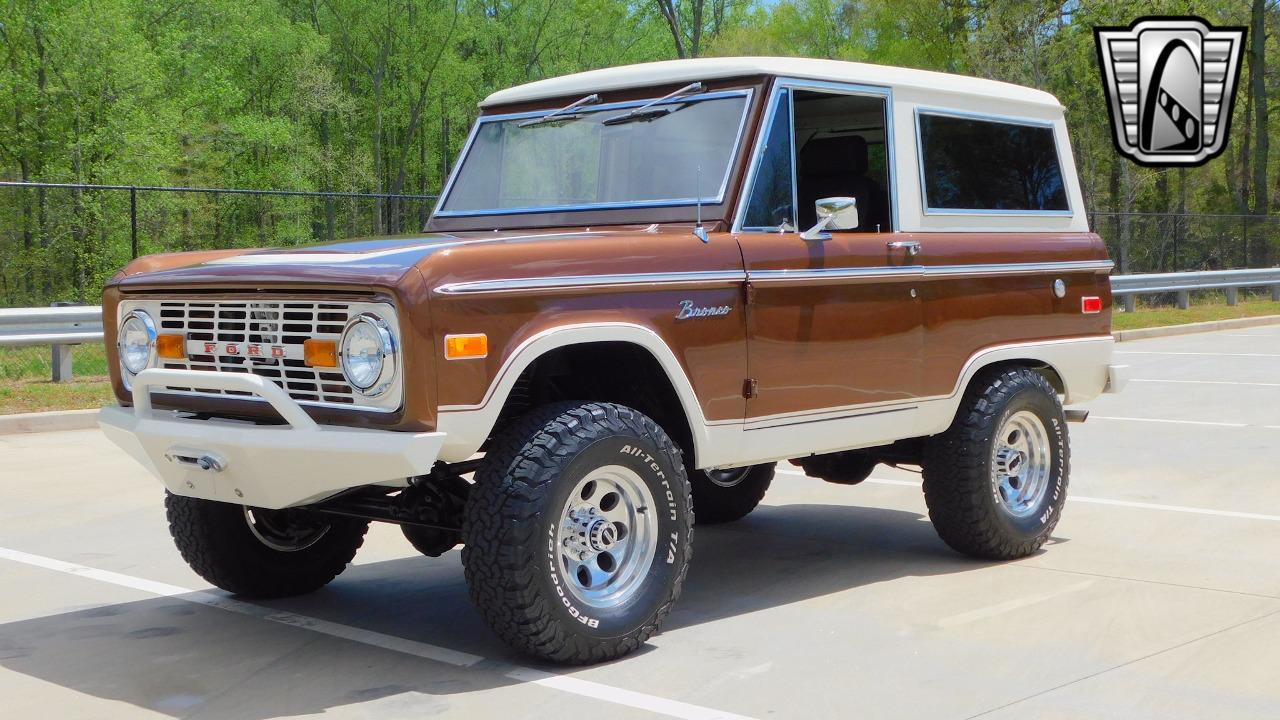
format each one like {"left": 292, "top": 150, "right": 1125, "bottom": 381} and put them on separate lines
{"left": 100, "top": 57, "right": 1127, "bottom": 664}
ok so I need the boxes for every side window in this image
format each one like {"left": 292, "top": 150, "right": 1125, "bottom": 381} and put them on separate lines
{"left": 792, "top": 90, "right": 891, "bottom": 232}
{"left": 918, "top": 113, "right": 1069, "bottom": 212}
{"left": 742, "top": 89, "right": 795, "bottom": 230}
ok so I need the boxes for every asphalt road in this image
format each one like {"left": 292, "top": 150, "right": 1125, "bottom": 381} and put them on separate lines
{"left": 1, "top": 326, "right": 1278, "bottom": 719}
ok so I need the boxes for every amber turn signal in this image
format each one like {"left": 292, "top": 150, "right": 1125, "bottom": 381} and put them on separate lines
{"left": 445, "top": 334, "right": 488, "bottom": 360}
{"left": 156, "top": 334, "right": 186, "bottom": 359}
{"left": 303, "top": 339, "right": 338, "bottom": 367}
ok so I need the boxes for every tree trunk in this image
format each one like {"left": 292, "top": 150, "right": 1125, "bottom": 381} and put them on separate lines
{"left": 1249, "top": 0, "right": 1269, "bottom": 266}
{"left": 1119, "top": 160, "right": 1134, "bottom": 274}
{"left": 656, "top": 0, "right": 688, "bottom": 58}
{"left": 1107, "top": 157, "right": 1120, "bottom": 261}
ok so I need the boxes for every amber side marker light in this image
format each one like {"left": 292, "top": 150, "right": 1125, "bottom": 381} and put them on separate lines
{"left": 445, "top": 334, "right": 488, "bottom": 360}
{"left": 303, "top": 339, "right": 338, "bottom": 368}
{"left": 156, "top": 334, "right": 186, "bottom": 359}
{"left": 1081, "top": 296, "right": 1103, "bottom": 314}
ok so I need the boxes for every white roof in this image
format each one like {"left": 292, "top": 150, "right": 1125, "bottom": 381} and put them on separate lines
{"left": 481, "top": 57, "right": 1061, "bottom": 109}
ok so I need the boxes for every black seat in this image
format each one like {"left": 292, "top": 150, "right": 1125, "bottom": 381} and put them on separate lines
{"left": 796, "top": 135, "right": 886, "bottom": 232}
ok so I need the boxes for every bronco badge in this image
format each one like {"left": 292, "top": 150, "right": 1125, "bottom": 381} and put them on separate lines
{"left": 675, "top": 299, "right": 732, "bottom": 320}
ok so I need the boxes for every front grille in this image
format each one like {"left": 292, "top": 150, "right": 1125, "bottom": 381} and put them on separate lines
{"left": 119, "top": 298, "right": 402, "bottom": 412}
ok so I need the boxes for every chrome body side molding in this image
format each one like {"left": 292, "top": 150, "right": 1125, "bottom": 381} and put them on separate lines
{"left": 435, "top": 270, "right": 748, "bottom": 295}
{"left": 434, "top": 259, "right": 1114, "bottom": 295}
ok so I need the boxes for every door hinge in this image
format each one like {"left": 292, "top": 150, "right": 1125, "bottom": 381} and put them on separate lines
{"left": 742, "top": 378, "right": 758, "bottom": 399}
{"left": 742, "top": 279, "right": 756, "bottom": 305}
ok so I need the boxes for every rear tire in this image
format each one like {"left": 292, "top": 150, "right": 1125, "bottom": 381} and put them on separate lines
{"left": 921, "top": 368, "right": 1069, "bottom": 560}
{"left": 462, "top": 402, "right": 693, "bottom": 664}
{"left": 688, "top": 464, "right": 773, "bottom": 524}
{"left": 165, "top": 494, "right": 369, "bottom": 598}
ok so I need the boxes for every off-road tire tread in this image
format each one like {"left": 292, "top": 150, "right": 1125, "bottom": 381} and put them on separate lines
{"left": 689, "top": 464, "right": 774, "bottom": 524}
{"left": 462, "top": 401, "right": 693, "bottom": 664}
{"left": 165, "top": 494, "right": 369, "bottom": 598}
{"left": 921, "top": 368, "right": 1069, "bottom": 560}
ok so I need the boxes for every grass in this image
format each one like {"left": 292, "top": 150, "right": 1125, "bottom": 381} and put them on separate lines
{"left": 0, "top": 342, "right": 109, "bottom": 381}
{"left": 0, "top": 376, "right": 115, "bottom": 415}
{"left": 1112, "top": 296, "right": 1280, "bottom": 331}
{"left": 0, "top": 343, "right": 114, "bottom": 414}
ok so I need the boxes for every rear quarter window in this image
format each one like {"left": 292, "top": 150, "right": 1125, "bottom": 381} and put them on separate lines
{"left": 917, "top": 112, "right": 1069, "bottom": 213}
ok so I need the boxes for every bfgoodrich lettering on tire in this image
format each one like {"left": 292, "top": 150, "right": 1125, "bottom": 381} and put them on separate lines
{"left": 462, "top": 402, "right": 693, "bottom": 664}
{"left": 921, "top": 367, "right": 1069, "bottom": 560}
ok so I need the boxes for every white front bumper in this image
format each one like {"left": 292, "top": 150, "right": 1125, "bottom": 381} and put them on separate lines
{"left": 99, "top": 369, "right": 444, "bottom": 509}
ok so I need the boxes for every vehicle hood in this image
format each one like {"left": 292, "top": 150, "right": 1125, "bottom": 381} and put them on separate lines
{"left": 107, "top": 229, "right": 655, "bottom": 291}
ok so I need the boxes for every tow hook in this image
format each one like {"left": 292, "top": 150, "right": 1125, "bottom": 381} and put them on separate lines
{"left": 164, "top": 448, "right": 227, "bottom": 472}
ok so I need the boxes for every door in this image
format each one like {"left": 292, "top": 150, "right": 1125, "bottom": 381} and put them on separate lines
{"left": 734, "top": 82, "right": 924, "bottom": 426}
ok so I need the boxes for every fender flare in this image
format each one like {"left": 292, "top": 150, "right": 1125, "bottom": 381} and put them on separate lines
{"left": 434, "top": 323, "right": 713, "bottom": 464}
{"left": 942, "top": 336, "right": 1113, "bottom": 418}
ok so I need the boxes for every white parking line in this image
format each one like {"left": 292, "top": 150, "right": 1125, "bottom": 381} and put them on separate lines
{"left": 1066, "top": 496, "right": 1280, "bottom": 523}
{"left": 1088, "top": 415, "right": 1251, "bottom": 428}
{"left": 1130, "top": 379, "right": 1280, "bottom": 388}
{"left": 775, "top": 468, "right": 1280, "bottom": 522}
{"left": 0, "top": 546, "right": 757, "bottom": 720}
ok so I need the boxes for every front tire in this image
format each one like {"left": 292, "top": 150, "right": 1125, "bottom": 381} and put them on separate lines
{"left": 165, "top": 494, "right": 369, "bottom": 598}
{"left": 921, "top": 368, "right": 1069, "bottom": 560}
{"left": 462, "top": 402, "right": 693, "bottom": 664}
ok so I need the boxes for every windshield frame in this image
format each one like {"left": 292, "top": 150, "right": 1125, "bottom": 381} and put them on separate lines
{"left": 432, "top": 88, "right": 755, "bottom": 219}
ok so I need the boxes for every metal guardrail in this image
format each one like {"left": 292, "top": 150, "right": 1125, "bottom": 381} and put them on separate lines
{"left": 3, "top": 267, "right": 1280, "bottom": 381}
{"left": 0, "top": 305, "right": 105, "bottom": 381}
{"left": 1110, "top": 267, "right": 1280, "bottom": 311}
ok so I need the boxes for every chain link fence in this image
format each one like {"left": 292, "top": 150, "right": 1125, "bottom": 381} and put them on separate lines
{"left": 3, "top": 183, "right": 1277, "bottom": 307}
{"left": 0, "top": 182, "right": 438, "bottom": 309}
{"left": 1090, "top": 212, "right": 1280, "bottom": 275}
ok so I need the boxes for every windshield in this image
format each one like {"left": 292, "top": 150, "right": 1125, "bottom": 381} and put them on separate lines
{"left": 437, "top": 91, "right": 751, "bottom": 216}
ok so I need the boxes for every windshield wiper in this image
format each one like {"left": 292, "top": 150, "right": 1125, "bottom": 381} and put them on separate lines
{"left": 517, "top": 93, "right": 601, "bottom": 129}
{"left": 602, "top": 82, "right": 704, "bottom": 126}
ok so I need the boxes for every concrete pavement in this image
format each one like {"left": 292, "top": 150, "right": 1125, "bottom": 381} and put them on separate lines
{"left": 0, "top": 326, "right": 1277, "bottom": 719}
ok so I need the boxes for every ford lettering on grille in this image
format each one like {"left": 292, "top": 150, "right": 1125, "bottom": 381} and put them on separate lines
{"left": 190, "top": 341, "right": 296, "bottom": 360}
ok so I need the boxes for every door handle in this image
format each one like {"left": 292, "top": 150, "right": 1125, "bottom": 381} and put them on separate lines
{"left": 887, "top": 240, "right": 921, "bottom": 256}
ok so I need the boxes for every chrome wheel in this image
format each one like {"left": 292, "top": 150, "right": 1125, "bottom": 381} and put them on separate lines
{"left": 992, "top": 410, "right": 1053, "bottom": 518}
{"left": 244, "top": 507, "right": 330, "bottom": 552}
{"left": 705, "top": 467, "right": 751, "bottom": 488}
{"left": 556, "top": 465, "right": 658, "bottom": 609}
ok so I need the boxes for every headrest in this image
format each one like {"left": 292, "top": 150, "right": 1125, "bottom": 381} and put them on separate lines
{"left": 798, "top": 135, "right": 869, "bottom": 178}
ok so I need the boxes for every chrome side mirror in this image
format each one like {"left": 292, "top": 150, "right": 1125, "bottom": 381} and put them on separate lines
{"left": 800, "top": 197, "right": 859, "bottom": 240}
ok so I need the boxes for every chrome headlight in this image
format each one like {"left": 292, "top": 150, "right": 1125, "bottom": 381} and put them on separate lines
{"left": 340, "top": 314, "right": 396, "bottom": 395}
{"left": 118, "top": 310, "right": 157, "bottom": 375}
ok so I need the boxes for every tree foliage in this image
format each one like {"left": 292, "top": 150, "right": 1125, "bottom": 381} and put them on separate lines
{"left": 0, "top": 0, "right": 1274, "bottom": 306}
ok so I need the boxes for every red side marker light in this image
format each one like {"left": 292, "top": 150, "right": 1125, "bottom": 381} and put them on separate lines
{"left": 1081, "top": 296, "right": 1103, "bottom": 314}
